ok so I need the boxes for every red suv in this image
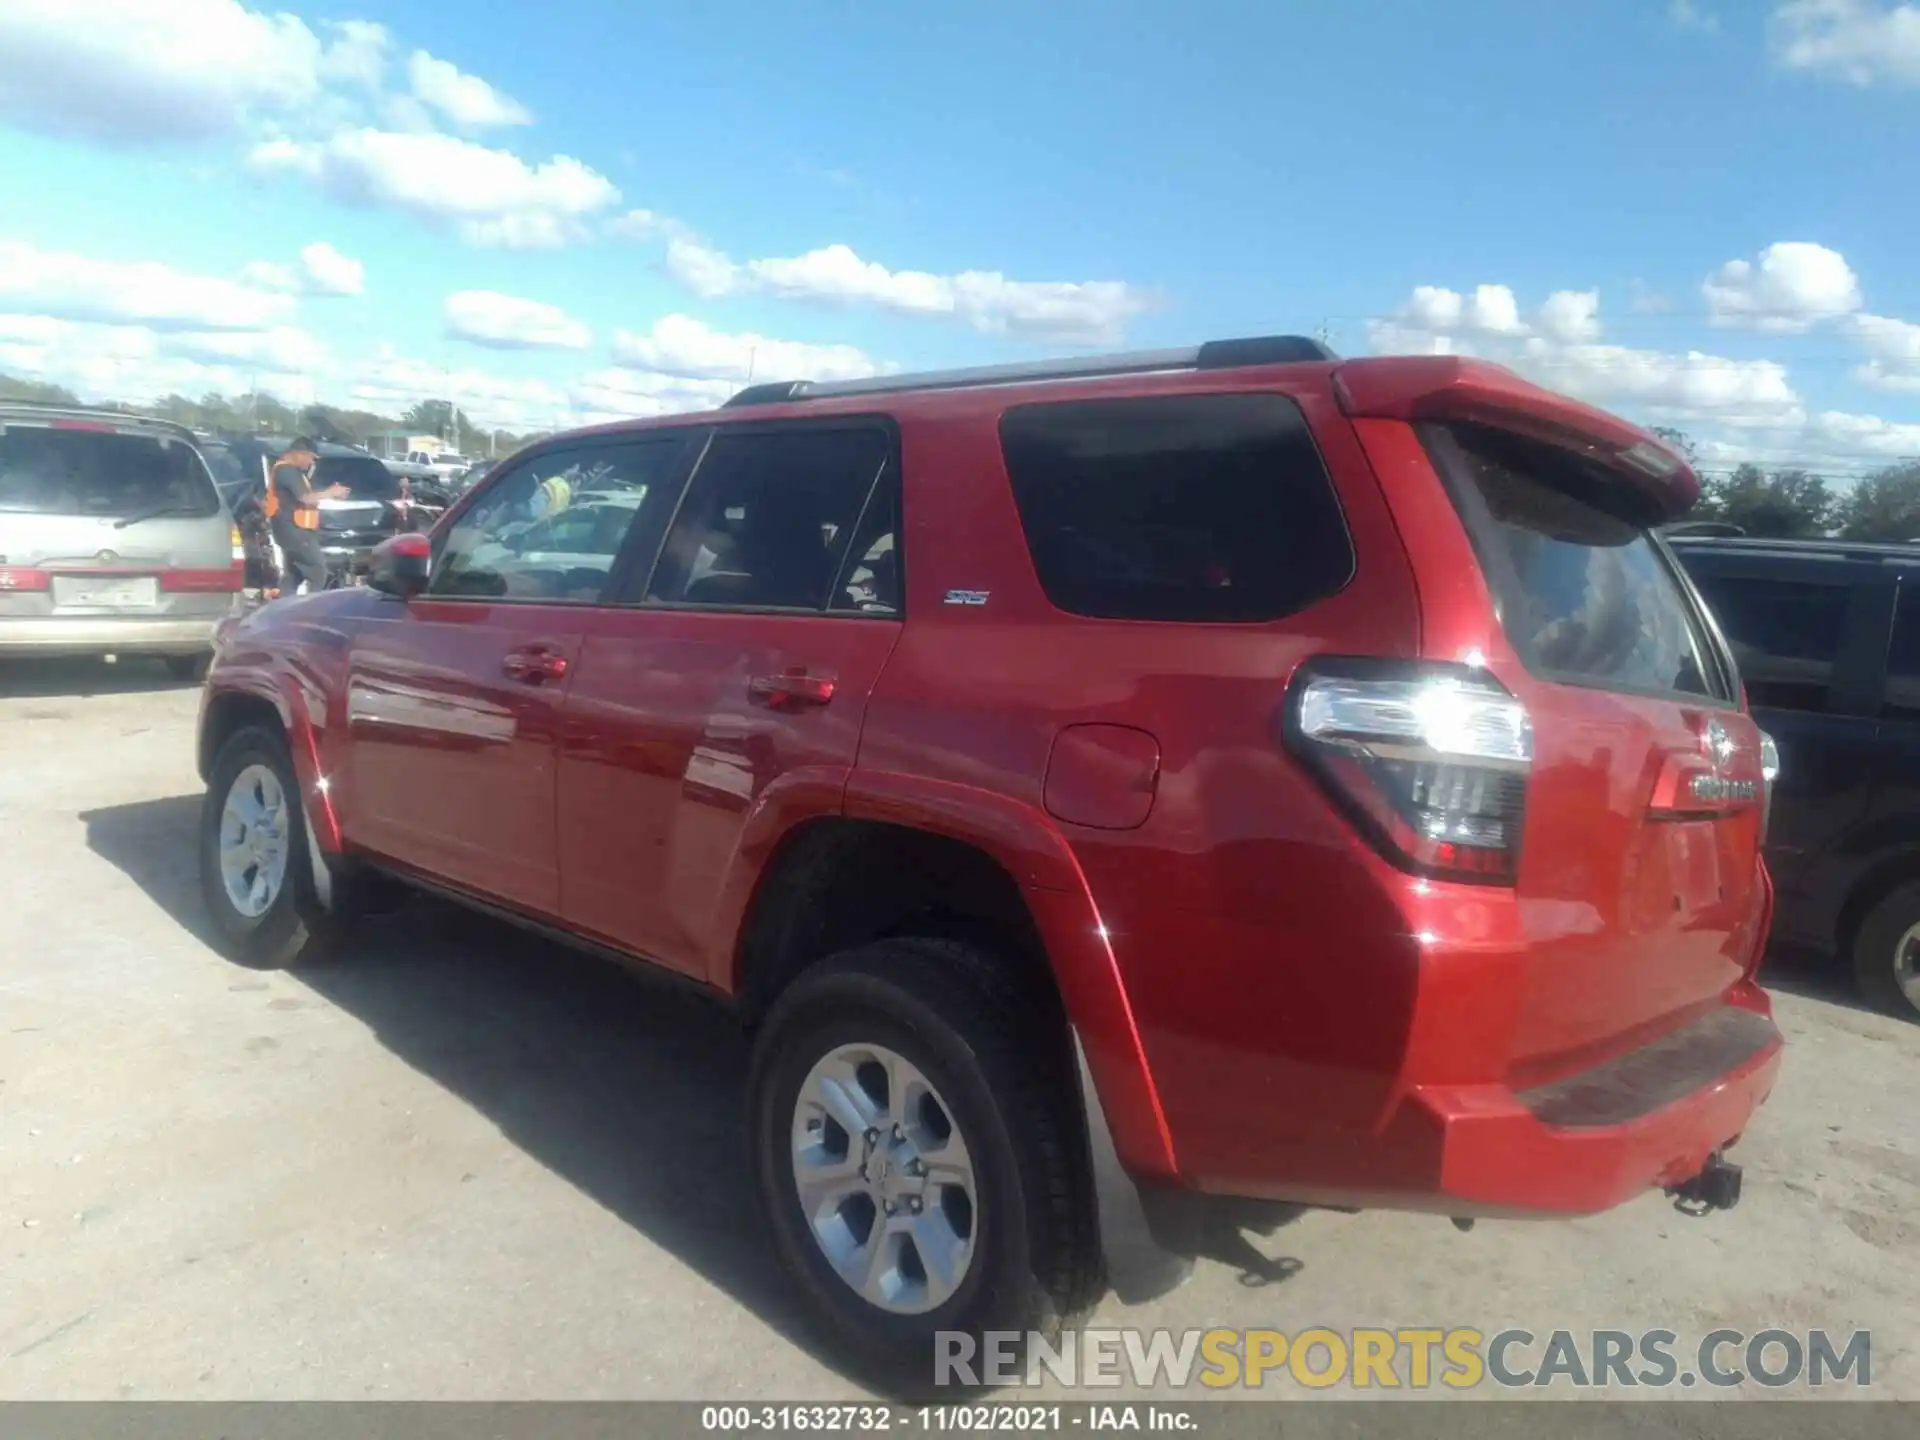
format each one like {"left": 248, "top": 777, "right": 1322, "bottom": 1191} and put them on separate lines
{"left": 193, "top": 337, "right": 1782, "bottom": 1381}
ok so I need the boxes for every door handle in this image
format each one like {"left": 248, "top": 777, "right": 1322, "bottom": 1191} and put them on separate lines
{"left": 502, "top": 647, "right": 571, "bottom": 684}
{"left": 748, "top": 670, "right": 836, "bottom": 709}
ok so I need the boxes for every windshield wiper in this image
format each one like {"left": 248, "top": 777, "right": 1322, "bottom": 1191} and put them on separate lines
{"left": 112, "top": 503, "right": 206, "bottom": 529}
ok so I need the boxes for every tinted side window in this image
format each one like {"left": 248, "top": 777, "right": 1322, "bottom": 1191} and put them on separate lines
{"left": 1883, "top": 582, "right": 1920, "bottom": 721}
{"left": 998, "top": 393, "right": 1353, "bottom": 623}
{"left": 430, "top": 441, "right": 682, "bottom": 603}
{"left": 1687, "top": 572, "right": 1850, "bottom": 713}
{"left": 647, "top": 425, "right": 890, "bottom": 611}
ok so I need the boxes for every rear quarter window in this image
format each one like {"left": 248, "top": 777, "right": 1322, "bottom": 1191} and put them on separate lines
{"left": 1423, "top": 421, "right": 1728, "bottom": 702}
{"left": 998, "top": 392, "right": 1354, "bottom": 623}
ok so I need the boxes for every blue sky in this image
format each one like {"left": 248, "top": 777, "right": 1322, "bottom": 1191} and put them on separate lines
{"left": 2, "top": 0, "right": 1919, "bottom": 477}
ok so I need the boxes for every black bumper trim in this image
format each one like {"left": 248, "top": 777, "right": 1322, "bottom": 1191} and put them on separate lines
{"left": 1516, "top": 1005, "right": 1778, "bottom": 1130}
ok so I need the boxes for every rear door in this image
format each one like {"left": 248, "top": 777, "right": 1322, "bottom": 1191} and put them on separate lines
{"left": 1419, "top": 422, "right": 1772, "bottom": 1066}
{"left": 1675, "top": 552, "right": 1886, "bottom": 932}
{"left": 339, "top": 436, "right": 690, "bottom": 915}
{"left": 556, "top": 419, "right": 903, "bottom": 980}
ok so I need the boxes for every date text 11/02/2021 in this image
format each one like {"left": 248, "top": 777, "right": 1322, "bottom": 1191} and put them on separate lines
{"left": 701, "top": 1407, "right": 1190, "bottom": 1432}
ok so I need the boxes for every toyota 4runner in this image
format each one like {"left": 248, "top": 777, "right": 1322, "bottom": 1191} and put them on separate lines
{"left": 192, "top": 337, "right": 1784, "bottom": 1384}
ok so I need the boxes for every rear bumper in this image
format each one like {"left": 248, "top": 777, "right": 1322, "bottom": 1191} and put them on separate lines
{"left": 0, "top": 612, "right": 228, "bottom": 656}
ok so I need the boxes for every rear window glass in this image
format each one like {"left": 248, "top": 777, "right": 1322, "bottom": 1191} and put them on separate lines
{"left": 999, "top": 393, "right": 1353, "bottom": 623}
{"left": 1424, "top": 421, "right": 1725, "bottom": 701}
{"left": 317, "top": 455, "right": 401, "bottom": 499}
{"left": 0, "top": 425, "right": 219, "bottom": 519}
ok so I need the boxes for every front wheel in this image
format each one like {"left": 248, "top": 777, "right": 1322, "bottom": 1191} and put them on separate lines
{"left": 198, "top": 726, "right": 334, "bottom": 968}
{"left": 747, "top": 938, "right": 1097, "bottom": 1394}
{"left": 1851, "top": 884, "right": 1920, "bottom": 1021}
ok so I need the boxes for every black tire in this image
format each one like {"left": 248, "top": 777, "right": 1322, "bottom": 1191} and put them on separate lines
{"left": 198, "top": 725, "right": 336, "bottom": 969}
{"left": 747, "top": 937, "right": 1098, "bottom": 1397}
{"left": 165, "top": 653, "right": 211, "bottom": 682}
{"left": 1851, "top": 883, "right": 1920, "bottom": 1021}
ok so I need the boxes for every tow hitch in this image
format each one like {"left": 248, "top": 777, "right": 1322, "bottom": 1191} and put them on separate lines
{"left": 1667, "top": 1151, "right": 1743, "bottom": 1215}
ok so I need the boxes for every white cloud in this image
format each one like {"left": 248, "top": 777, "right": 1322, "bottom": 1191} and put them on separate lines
{"left": 1848, "top": 312, "right": 1920, "bottom": 392}
{"left": 299, "top": 240, "right": 364, "bottom": 296}
{"left": 1670, "top": 0, "right": 1721, "bottom": 30}
{"left": 1702, "top": 241, "right": 1863, "bottom": 331}
{"left": 1369, "top": 280, "right": 1802, "bottom": 427}
{"left": 249, "top": 128, "right": 619, "bottom": 247}
{"left": 662, "top": 239, "right": 1151, "bottom": 345}
{"left": 236, "top": 242, "right": 363, "bottom": 298}
{"left": 349, "top": 344, "right": 570, "bottom": 430}
{"left": 0, "top": 1, "right": 389, "bottom": 144}
{"left": 1535, "top": 289, "right": 1603, "bottom": 344}
{"left": 407, "top": 49, "right": 531, "bottom": 128}
{"left": 1518, "top": 340, "right": 1801, "bottom": 426}
{"left": 445, "top": 290, "right": 592, "bottom": 351}
{"left": 611, "top": 315, "right": 882, "bottom": 383}
{"left": 607, "top": 209, "right": 694, "bottom": 242}
{"left": 0, "top": 313, "right": 315, "bottom": 404}
{"left": 0, "top": 238, "right": 293, "bottom": 331}
{"left": 320, "top": 19, "right": 390, "bottom": 89}
{"left": 571, "top": 367, "right": 737, "bottom": 421}
{"left": 1771, "top": 0, "right": 1920, "bottom": 86}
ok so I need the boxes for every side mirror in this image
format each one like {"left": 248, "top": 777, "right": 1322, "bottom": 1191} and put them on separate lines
{"left": 368, "top": 532, "right": 431, "bottom": 598}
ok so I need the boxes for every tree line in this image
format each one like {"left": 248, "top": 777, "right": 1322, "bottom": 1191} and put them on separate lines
{"left": 1652, "top": 427, "right": 1920, "bottom": 542}
{"left": 0, "top": 372, "right": 544, "bottom": 458}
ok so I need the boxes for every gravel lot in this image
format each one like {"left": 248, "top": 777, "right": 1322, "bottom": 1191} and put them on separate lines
{"left": 3, "top": 655, "right": 1917, "bottom": 1411}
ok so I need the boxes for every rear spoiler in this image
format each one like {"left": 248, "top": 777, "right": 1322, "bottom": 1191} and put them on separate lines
{"left": 1332, "top": 356, "right": 1700, "bottom": 521}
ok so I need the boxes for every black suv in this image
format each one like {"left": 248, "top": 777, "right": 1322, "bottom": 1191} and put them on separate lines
{"left": 210, "top": 437, "right": 438, "bottom": 585}
{"left": 1670, "top": 533, "right": 1920, "bottom": 1020}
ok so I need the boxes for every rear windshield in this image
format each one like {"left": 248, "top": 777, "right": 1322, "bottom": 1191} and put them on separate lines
{"left": 999, "top": 392, "right": 1354, "bottom": 623}
{"left": 1423, "top": 421, "right": 1728, "bottom": 702}
{"left": 0, "top": 425, "right": 220, "bottom": 519}
{"left": 317, "top": 455, "right": 401, "bottom": 500}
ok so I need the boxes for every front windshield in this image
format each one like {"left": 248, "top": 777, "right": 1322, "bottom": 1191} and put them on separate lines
{"left": 0, "top": 427, "right": 219, "bottom": 518}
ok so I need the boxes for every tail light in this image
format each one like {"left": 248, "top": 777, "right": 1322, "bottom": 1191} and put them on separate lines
{"left": 1287, "top": 659, "right": 1534, "bottom": 884}
{"left": 0, "top": 566, "right": 51, "bottom": 592}
{"left": 230, "top": 526, "right": 246, "bottom": 565}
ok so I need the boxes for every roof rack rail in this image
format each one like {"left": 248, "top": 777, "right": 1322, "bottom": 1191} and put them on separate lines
{"left": 720, "top": 334, "right": 1337, "bottom": 409}
{"left": 0, "top": 403, "right": 200, "bottom": 445}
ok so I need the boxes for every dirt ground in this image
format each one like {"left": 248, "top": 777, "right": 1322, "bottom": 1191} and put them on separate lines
{"left": 3, "top": 656, "right": 1916, "bottom": 1412}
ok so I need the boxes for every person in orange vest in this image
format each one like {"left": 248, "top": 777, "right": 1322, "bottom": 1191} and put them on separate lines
{"left": 266, "top": 437, "right": 349, "bottom": 594}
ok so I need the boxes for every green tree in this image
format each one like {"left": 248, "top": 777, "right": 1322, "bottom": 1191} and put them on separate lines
{"left": 399, "top": 399, "right": 477, "bottom": 445}
{"left": 1699, "top": 463, "right": 1835, "bottom": 538}
{"left": 1837, "top": 462, "right": 1920, "bottom": 542}
{"left": 0, "top": 372, "right": 82, "bottom": 405}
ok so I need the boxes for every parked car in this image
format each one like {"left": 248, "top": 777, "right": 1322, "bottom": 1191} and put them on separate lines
{"left": 1670, "top": 533, "right": 1920, "bottom": 1020}
{"left": 1, "top": 404, "right": 243, "bottom": 676}
{"left": 193, "top": 339, "right": 1781, "bottom": 1381}
{"left": 216, "top": 437, "right": 435, "bottom": 587}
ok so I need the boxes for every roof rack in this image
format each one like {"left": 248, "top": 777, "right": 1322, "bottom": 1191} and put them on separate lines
{"left": 1665, "top": 533, "right": 1920, "bottom": 563}
{"left": 0, "top": 403, "right": 199, "bottom": 445}
{"left": 721, "top": 334, "right": 1338, "bottom": 409}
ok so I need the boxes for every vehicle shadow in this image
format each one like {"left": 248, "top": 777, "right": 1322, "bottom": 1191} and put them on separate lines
{"left": 81, "top": 794, "right": 1313, "bottom": 1396}
{"left": 1757, "top": 942, "right": 1886, "bottom": 1017}
{"left": 79, "top": 794, "right": 849, "bottom": 1386}
{"left": 0, "top": 655, "right": 201, "bottom": 699}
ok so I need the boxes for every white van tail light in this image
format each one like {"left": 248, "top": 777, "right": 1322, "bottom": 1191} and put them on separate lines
{"left": 1758, "top": 730, "right": 1779, "bottom": 845}
{"left": 1288, "top": 661, "right": 1533, "bottom": 883}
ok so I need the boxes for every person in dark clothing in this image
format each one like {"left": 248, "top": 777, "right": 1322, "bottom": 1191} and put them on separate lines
{"left": 268, "top": 437, "right": 349, "bottom": 593}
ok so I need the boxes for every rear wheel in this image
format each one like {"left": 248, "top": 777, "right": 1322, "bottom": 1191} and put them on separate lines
{"left": 1850, "top": 883, "right": 1920, "bottom": 1021}
{"left": 747, "top": 938, "right": 1097, "bottom": 1393}
{"left": 198, "top": 726, "right": 336, "bottom": 968}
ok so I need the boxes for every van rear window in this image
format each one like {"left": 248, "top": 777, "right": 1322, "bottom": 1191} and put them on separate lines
{"left": 999, "top": 393, "right": 1354, "bottom": 623}
{"left": 1423, "top": 421, "right": 1727, "bottom": 701}
{"left": 0, "top": 426, "right": 219, "bottom": 519}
